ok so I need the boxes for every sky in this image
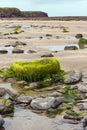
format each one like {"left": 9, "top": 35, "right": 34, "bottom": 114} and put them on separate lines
{"left": 0, "top": 0, "right": 87, "bottom": 16}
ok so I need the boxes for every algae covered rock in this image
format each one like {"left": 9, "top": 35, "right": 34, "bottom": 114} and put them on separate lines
{"left": 10, "top": 58, "right": 60, "bottom": 82}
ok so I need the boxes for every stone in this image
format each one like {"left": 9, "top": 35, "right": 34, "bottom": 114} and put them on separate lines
{"left": 17, "top": 80, "right": 27, "bottom": 85}
{"left": 30, "top": 97, "right": 63, "bottom": 110}
{"left": 41, "top": 92, "right": 60, "bottom": 98}
{"left": 82, "top": 116, "right": 87, "bottom": 129}
{"left": 76, "top": 103, "right": 87, "bottom": 110}
{"left": 0, "top": 50, "right": 8, "bottom": 54}
{"left": 12, "top": 48, "right": 24, "bottom": 54}
{"left": 0, "top": 88, "right": 6, "bottom": 97}
{"left": 64, "top": 46, "right": 78, "bottom": 50}
{"left": 64, "top": 71, "right": 82, "bottom": 84}
{"left": 78, "top": 85, "right": 87, "bottom": 93}
{"left": 0, "top": 99, "right": 14, "bottom": 114}
{"left": 16, "top": 96, "right": 33, "bottom": 104}
{"left": 41, "top": 53, "right": 54, "bottom": 57}
{"left": 27, "top": 50, "right": 36, "bottom": 53}
{"left": 0, "top": 116, "right": 5, "bottom": 127}
{"left": 29, "top": 82, "right": 39, "bottom": 88}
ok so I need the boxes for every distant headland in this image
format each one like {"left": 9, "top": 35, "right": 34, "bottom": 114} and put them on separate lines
{"left": 0, "top": 7, "right": 87, "bottom": 21}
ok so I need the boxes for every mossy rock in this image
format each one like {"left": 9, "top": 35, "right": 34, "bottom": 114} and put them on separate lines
{"left": 10, "top": 58, "right": 60, "bottom": 82}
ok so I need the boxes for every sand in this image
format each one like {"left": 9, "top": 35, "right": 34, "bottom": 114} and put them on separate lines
{"left": 0, "top": 20, "right": 87, "bottom": 73}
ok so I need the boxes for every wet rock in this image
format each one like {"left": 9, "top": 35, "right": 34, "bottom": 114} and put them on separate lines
{"left": 12, "top": 48, "right": 24, "bottom": 54}
{"left": 78, "top": 85, "right": 87, "bottom": 93}
{"left": 0, "top": 50, "right": 8, "bottom": 54}
{"left": 64, "top": 46, "right": 78, "bottom": 50}
{"left": 30, "top": 97, "right": 63, "bottom": 110}
{"left": 0, "top": 116, "right": 5, "bottom": 127}
{"left": 41, "top": 53, "right": 54, "bottom": 57}
{"left": 0, "top": 99, "right": 14, "bottom": 114}
{"left": 27, "top": 50, "right": 36, "bottom": 53}
{"left": 64, "top": 71, "right": 82, "bottom": 84}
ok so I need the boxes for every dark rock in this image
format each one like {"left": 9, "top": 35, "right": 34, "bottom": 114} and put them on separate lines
{"left": 0, "top": 50, "right": 8, "bottom": 54}
{"left": 30, "top": 97, "right": 63, "bottom": 110}
{"left": 41, "top": 53, "right": 54, "bottom": 57}
{"left": 0, "top": 116, "right": 5, "bottom": 127}
{"left": 12, "top": 48, "right": 24, "bottom": 53}
{"left": 64, "top": 46, "right": 78, "bottom": 50}
{"left": 16, "top": 96, "right": 33, "bottom": 104}
{"left": 64, "top": 114, "right": 83, "bottom": 121}
{"left": 75, "top": 33, "right": 83, "bottom": 39}
{"left": 64, "top": 71, "right": 82, "bottom": 84}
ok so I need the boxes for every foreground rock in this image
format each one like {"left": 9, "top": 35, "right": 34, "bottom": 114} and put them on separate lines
{"left": 0, "top": 116, "right": 5, "bottom": 127}
{"left": 64, "top": 71, "right": 82, "bottom": 84}
{"left": 30, "top": 97, "right": 63, "bottom": 110}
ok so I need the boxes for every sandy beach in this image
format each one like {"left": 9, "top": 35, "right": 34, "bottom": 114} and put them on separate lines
{"left": 0, "top": 20, "right": 87, "bottom": 73}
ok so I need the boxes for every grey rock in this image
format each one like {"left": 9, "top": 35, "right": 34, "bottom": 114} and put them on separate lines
{"left": 16, "top": 96, "right": 33, "bottom": 104}
{"left": 76, "top": 103, "right": 87, "bottom": 110}
{"left": 0, "top": 88, "right": 6, "bottom": 97}
{"left": 41, "top": 92, "right": 60, "bottom": 98}
{"left": 27, "top": 50, "right": 36, "bottom": 53}
{"left": 12, "top": 48, "right": 24, "bottom": 53}
{"left": 64, "top": 71, "right": 82, "bottom": 84}
{"left": 78, "top": 85, "right": 87, "bottom": 93}
{"left": 0, "top": 116, "right": 5, "bottom": 127}
{"left": 64, "top": 46, "right": 78, "bottom": 50}
{"left": 29, "top": 82, "right": 38, "bottom": 88}
{"left": 30, "top": 97, "right": 63, "bottom": 110}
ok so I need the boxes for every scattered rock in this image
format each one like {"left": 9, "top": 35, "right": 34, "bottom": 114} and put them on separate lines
{"left": 64, "top": 46, "right": 78, "bottom": 50}
{"left": 76, "top": 103, "right": 87, "bottom": 110}
{"left": 0, "top": 88, "right": 6, "bottom": 97}
{"left": 64, "top": 71, "right": 82, "bottom": 84}
{"left": 12, "top": 48, "right": 24, "bottom": 53}
{"left": 17, "top": 80, "right": 27, "bottom": 85}
{"left": 30, "top": 97, "right": 63, "bottom": 110}
{"left": 41, "top": 92, "right": 60, "bottom": 98}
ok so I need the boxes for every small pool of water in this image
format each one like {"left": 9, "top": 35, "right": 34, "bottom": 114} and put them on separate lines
{"left": 37, "top": 44, "right": 79, "bottom": 51}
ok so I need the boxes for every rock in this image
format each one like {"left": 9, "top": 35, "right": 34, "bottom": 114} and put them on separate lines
{"left": 16, "top": 96, "right": 33, "bottom": 104}
{"left": 82, "top": 116, "right": 87, "bottom": 129}
{"left": 75, "top": 33, "right": 83, "bottom": 39}
{"left": 64, "top": 46, "right": 78, "bottom": 50}
{"left": 76, "top": 103, "right": 87, "bottom": 110}
{"left": 64, "top": 71, "right": 82, "bottom": 84}
{"left": 14, "top": 41, "right": 26, "bottom": 47}
{"left": 0, "top": 99, "right": 14, "bottom": 114}
{"left": 41, "top": 92, "right": 60, "bottom": 98}
{"left": 63, "top": 114, "right": 82, "bottom": 124}
{"left": 78, "top": 85, "right": 87, "bottom": 93}
{"left": 17, "top": 80, "right": 27, "bottom": 85}
{"left": 27, "top": 50, "right": 36, "bottom": 53}
{"left": 12, "top": 48, "right": 24, "bottom": 54}
{"left": 29, "top": 82, "right": 39, "bottom": 89}
{"left": 0, "top": 50, "right": 8, "bottom": 54}
{"left": 41, "top": 53, "right": 54, "bottom": 57}
{"left": 0, "top": 88, "right": 6, "bottom": 97}
{"left": 0, "top": 116, "right": 5, "bottom": 127}
{"left": 5, "top": 77, "right": 16, "bottom": 83}
{"left": 30, "top": 97, "right": 63, "bottom": 110}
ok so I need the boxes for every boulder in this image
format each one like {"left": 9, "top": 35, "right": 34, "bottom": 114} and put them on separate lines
{"left": 64, "top": 71, "right": 82, "bottom": 84}
{"left": 78, "top": 85, "right": 87, "bottom": 93}
{"left": 0, "top": 116, "right": 5, "bottom": 127}
{"left": 12, "top": 48, "right": 24, "bottom": 54}
{"left": 30, "top": 97, "right": 63, "bottom": 110}
{"left": 64, "top": 46, "right": 78, "bottom": 50}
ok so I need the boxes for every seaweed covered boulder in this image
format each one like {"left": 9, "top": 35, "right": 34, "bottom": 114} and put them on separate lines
{"left": 10, "top": 58, "right": 60, "bottom": 82}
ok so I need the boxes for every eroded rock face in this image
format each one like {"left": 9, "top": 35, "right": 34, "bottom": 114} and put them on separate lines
{"left": 64, "top": 71, "right": 82, "bottom": 84}
{"left": 30, "top": 97, "right": 63, "bottom": 110}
